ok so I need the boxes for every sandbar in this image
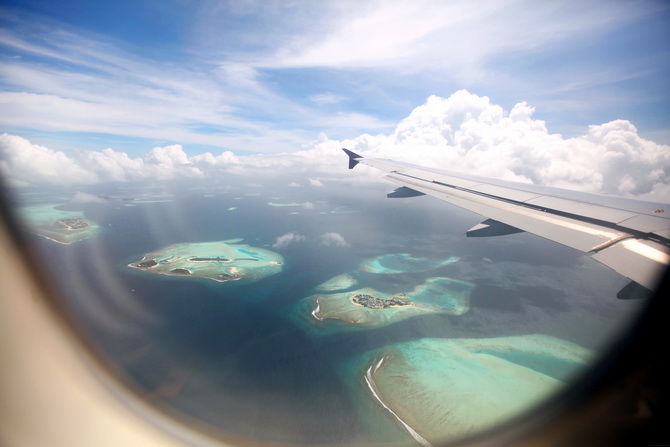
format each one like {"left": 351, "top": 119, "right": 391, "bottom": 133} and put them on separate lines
{"left": 315, "top": 274, "right": 358, "bottom": 292}
{"left": 129, "top": 240, "right": 283, "bottom": 283}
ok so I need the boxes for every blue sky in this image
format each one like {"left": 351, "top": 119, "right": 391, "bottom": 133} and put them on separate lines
{"left": 1, "top": 0, "right": 669, "bottom": 158}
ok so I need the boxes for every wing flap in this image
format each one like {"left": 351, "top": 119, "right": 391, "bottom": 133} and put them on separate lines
{"left": 592, "top": 239, "right": 669, "bottom": 290}
{"left": 387, "top": 186, "right": 426, "bottom": 198}
{"left": 467, "top": 219, "right": 524, "bottom": 237}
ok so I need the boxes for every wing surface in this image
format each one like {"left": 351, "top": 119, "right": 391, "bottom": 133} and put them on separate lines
{"left": 343, "top": 149, "right": 669, "bottom": 294}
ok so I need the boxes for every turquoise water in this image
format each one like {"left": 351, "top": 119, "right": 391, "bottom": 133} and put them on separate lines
{"left": 129, "top": 240, "right": 283, "bottom": 283}
{"left": 239, "top": 247, "right": 265, "bottom": 258}
{"left": 343, "top": 336, "right": 590, "bottom": 445}
{"left": 292, "top": 254, "right": 474, "bottom": 334}
{"left": 360, "top": 253, "right": 459, "bottom": 274}
{"left": 410, "top": 277, "right": 474, "bottom": 313}
{"left": 478, "top": 351, "right": 579, "bottom": 381}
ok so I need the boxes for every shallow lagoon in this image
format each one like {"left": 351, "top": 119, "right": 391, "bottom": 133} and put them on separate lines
{"left": 311, "top": 277, "right": 473, "bottom": 328}
{"left": 345, "top": 335, "right": 593, "bottom": 445}
{"left": 296, "top": 253, "right": 474, "bottom": 333}
{"left": 303, "top": 251, "right": 591, "bottom": 445}
{"left": 315, "top": 274, "right": 358, "bottom": 292}
{"left": 360, "top": 253, "right": 459, "bottom": 274}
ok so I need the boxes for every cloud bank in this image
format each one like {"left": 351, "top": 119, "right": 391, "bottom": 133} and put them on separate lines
{"left": 272, "top": 232, "right": 306, "bottom": 249}
{"left": 271, "top": 232, "right": 350, "bottom": 249}
{"left": 319, "top": 232, "right": 350, "bottom": 247}
{"left": 2, "top": 91, "right": 668, "bottom": 201}
{"left": 67, "top": 191, "right": 107, "bottom": 205}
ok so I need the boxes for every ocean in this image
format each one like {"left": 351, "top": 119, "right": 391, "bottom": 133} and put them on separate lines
{"left": 13, "top": 177, "right": 645, "bottom": 445}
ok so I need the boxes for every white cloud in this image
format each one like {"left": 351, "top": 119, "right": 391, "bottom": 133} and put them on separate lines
{"left": 309, "top": 93, "right": 346, "bottom": 105}
{"left": 2, "top": 90, "right": 669, "bottom": 201}
{"left": 0, "top": 134, "right": 244, "bottom": 186}
{"left": 303, "top": 202, "right": 315, "bottom": 209}
{"left": 272, "top": 232, "right": 306, "bottom": 248}
{"left": 0, "top": 133, "right": 98, "bottom": 187}
{"left": 0, "top": 18, "right": 392, "bottom": 154}
{"left": 67, "top": 191, "right": 106, "bottom": 204}
{"left": 319, "top": 232, "right": 350, "bottom": 247}
{"left": 261, "top": 0, "right": 655, "bottom": 81}
{"left": 143, "top": 145, "right": 204, "bottom": 180}
{"left": 82, "top": 148, "right": 145, "bottom": 182}
{"left": 295, "top": 90, "right": 670, "bottom": 200}
{"left": 191, "top": 151, "right": 240, "bottom": 169}
{"left": 1, "top": 2, "right": 667, "bottom": 158}
{"left": 288, "top": 181, "right": 301, "bottom": 187}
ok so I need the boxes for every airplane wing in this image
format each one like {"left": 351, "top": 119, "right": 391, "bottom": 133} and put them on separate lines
{"left": 343, "top": 149, "right": 670, "bottom": 298}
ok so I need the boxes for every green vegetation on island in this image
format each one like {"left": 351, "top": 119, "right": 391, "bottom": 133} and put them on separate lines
{"left": 352, "top": 293, "right": 411, "bottom": 309}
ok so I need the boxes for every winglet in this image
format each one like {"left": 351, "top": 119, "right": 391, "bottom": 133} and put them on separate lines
{"left": 342, "top": 148, "right": 362, "bottom": 169}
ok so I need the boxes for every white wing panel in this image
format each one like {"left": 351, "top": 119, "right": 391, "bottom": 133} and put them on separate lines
{"left": 616, "top": 214, "right": 670, "bottom": 233}
{"left": 470, "top": 183, "right": 541, "bottom": 202}
{"left": 524, "top": 196, "right": 639, "bottom": 223}
{"left": 430, "top": 174, "right": 483, "bottom": 189}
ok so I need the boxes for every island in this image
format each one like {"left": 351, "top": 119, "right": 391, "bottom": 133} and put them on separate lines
{"left": 304, "top": 277, "right": 473, "bottom": 330}
{"left": 18, "top": 204, "right": 100, "bottom": 244}
{"left": 288, "top": 253, "right": 472, "bottom": 334}
{"left": 129, "top": 240, "right": 284, "bottom": 283}
{"left": 58, "top": 217, "right": 91, "bottom": 230}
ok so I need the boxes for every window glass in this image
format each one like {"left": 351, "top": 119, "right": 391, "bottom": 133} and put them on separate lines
{"left": 1, "top": 1, "right": 667, "bottom": 445}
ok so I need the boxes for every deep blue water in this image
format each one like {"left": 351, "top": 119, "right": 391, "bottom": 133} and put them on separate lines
{"left": 17, "top": 181, "right": 643, "bottom": 445}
